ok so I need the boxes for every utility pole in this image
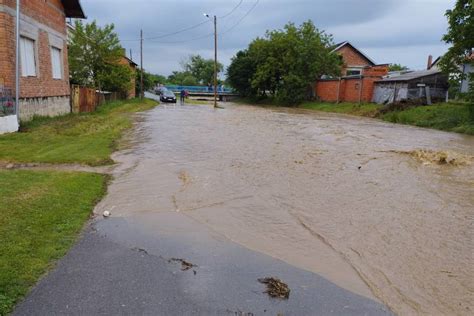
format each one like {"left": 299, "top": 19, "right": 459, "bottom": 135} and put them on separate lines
{"left": 129, "top": 48, "right": 132, "bottom": 61}
{"left": 140, "top": 29, "right": 144, "bottom": 99}
{"left": 15, "top": 0, "right": 20, "bottom": 123}
{"left": 213, "top": 15, "right": 217, "bottom": 108}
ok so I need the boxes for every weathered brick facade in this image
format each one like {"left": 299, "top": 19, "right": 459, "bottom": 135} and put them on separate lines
{"left": 315, "top": 42, "right": 386, "bottom": 103}
{"left": 316, "top": 65, "right": 389, "bottom": 103}
{"left": 336, "top": 43, "right": 374, "bottom": 76}
{"left": 0, "top": 0, "right": 84, "bottom": 121}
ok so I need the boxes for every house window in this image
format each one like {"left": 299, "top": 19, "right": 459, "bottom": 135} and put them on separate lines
{"left": 346, "top": 69, "right": 361, "bottom": 76}
{"left": 20, "top": 37, "right": 37, "bottom": 77}
{"left": 51, "top": 47, "right": 62, "bottom": 79}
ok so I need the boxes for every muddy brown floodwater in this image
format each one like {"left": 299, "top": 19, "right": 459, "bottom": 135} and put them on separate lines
{"left": 98, "top": 103, "right": 474, "bottom": 315}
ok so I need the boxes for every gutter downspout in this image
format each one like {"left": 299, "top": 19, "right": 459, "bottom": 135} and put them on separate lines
{"left": 15, "top": 0, "right": 20, "bottom": 124}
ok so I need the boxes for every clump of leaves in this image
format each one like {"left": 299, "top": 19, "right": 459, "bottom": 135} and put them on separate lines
{"left": 168, "top": 258, "right": 196, "bottom": 271}
{"left": 258, "top": 277, "right": 290, "bottom": 299}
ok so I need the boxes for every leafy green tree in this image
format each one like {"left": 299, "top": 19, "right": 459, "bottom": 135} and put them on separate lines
{"left": 167, "top": 71, "right": 197, "bottom": 85}
{"left": 227, "top": 50, "right": 257, "bottom": 97}
{"left": 389, "top": 64, "right": 409, "bottom": 72}
{"left": 68, "top": 20, "right": 132, "bottom": 93}
{"left": 226, "top": 20, "right": 341, "bottom": 105}
{"left": 439, "top": 0, "right": 474, "bottom": 119}
{"left": 135, "top": 70, "right": 163, "bottom": 94}
{"left": 182, "top": 55, "right": 223, "bottom": 85}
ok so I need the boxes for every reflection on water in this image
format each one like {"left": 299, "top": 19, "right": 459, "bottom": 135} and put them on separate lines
{"left": 99, "top": 103, "right": 474, "bottom": 315}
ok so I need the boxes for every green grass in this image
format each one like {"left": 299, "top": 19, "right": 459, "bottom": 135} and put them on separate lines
{"left": 300, "top": 102, "right": 380, "bottom": 117}
{"left": 0, "top": 170, "right": 107, "bottom": 315}
{"left": 382, "top": 102, "right": 474, "bottom": 135}
{"left": 0, "top": 98, "right": 157, "bottom": 165}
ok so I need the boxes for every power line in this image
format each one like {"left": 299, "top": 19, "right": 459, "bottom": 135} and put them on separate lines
{"left": 120, "top": 1, "right": 246, "bottom": 42}
{"left": 221, "top": 0, "right": 259, "bottom": 35}
{"left": 219, "top": 0, "right": 243, "bottom": 18}
{"left": 144, "top": 20, "right": 211, "bottom": 40}
{"left": 147, "top": 32, "right": 214, "bottom": 44}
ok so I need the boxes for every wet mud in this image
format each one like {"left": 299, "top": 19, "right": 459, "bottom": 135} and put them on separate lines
{"left": 97, "top": 103, "right": 474, "bottom": 315}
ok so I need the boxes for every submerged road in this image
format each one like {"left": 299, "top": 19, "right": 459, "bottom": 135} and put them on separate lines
{"left": 14, "top": 100, "right": 474, "bottom": 315}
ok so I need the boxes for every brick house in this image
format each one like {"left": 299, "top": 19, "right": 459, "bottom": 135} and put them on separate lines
{"left": 332, "top": 41, "right": 375, "bottom": 76}
{"left": 315, "top": 41, "right": 388, "bottom": 103}
{"left": 118, "top": 55, "right": 137, "bottom": 99}
{"left": 0, "top": 0, "right": 85, "bottom": 121}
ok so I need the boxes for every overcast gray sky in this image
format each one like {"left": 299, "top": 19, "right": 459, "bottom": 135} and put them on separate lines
{"left": 80, "top": 0, "right": 455, "bottom": 76}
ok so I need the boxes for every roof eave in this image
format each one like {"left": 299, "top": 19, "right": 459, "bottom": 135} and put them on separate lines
{"left": 331, "top": 41, "right": 376, "bottom": 66}
{"left": 62, "top": 0, "right": 86, "bottom": 19}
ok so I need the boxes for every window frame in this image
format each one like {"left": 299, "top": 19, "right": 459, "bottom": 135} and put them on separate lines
{"left": 20, "top": 36, "right": 37, "bottom": 77}
{"left": 50, "top": 46, "right": 63, "bottom": 80}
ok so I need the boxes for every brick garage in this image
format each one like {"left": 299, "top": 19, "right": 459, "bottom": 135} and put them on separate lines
{"left": 0, "top": 0, "right": 84, "bottom": 121}
{"left": 316, "top": 65, "right": 389, "bottom": 103}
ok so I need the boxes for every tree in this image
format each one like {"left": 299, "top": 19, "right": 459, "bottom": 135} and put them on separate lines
{"left": 389, "top": 64, "right": 409, "bottom": 72}
{"left": 167, "top": 71, "right": 197, "bottom": 85}
{"left": 226, "top": 20, "right": 341, "bottom": 105}
{"left": 182, "top": 55, "right": 223, "bottom": 85}
{"left": 135, "top": 70, "right": 163, "bottom": 94}
{"left": 227, "top": 50, "right": 257, "bottom": 97}
{"left": 439, "top": 0, "right": 474, "bottom": 118}
{"left": 69, "top": 20, "right": 132, "bottom": 93}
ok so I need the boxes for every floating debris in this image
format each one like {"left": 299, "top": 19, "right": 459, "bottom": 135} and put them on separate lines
{"left": 131, "top": 247, "right": 148, "bottom": 255}
{"left": 387, "top": 149, "right": 473, "bottom": 166}
{"left": 168, "top": 258, "right": 196, "bottom": 271}
{"left": 258, "top": 277, "right": 290, "bottom": 299}
{"left": 102, "top": 210, "right": 111, "bottom": 217}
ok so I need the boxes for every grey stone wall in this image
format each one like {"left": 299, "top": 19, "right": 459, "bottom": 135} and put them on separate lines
{"left": 19, "top": 96, "right": 70, "bottom": 121}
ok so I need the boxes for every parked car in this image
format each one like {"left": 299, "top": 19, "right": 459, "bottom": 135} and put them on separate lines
{"left": 160, "top": 90, "right": 176, "bottom": 103}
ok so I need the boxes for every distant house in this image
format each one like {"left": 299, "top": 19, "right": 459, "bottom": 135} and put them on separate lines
{"left": 118, "top": 55, "right": 138, "bottom": 99}
{"left": 315, "top": 41, "right": 389, "bottom": 103}
{"left": 373, "top": 69, "right": 448, "bottom": 104}
{"left": 332, "top": 41, "right": 376, "bottom": 76}
{"left": 0, "top": 0, "right": 85, "bottom": 122}
{"left": 460, "top": 53, "right": 473, "bottom": 93}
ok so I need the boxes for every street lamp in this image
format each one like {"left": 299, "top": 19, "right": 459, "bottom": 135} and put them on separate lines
{"left": 204, "top": 13, "right": 218, "bottom": 108}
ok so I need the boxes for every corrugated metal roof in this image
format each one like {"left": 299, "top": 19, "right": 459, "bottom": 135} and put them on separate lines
{"left": 377, "top": 68, "right": 442, "bottom": 82}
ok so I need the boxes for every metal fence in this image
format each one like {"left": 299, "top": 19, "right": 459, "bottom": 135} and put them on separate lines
{"left": 0, "top": 87, "right": 16, "bottom": 117}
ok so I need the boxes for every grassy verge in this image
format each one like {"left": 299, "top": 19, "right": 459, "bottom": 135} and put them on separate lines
{"left": 235, "top": 97, "right": 474, "bottom": 135}
{"left": 381, "top": 102, "right": 474, "bottom": 135}
{"left": 0, "top": 98, "right": 156, "bottom": 314}
{"left": 0, "top": 98, "right": 157, "bottom": 165}
{"left": 0, "top": 170, "right": 107, "bottom": 315}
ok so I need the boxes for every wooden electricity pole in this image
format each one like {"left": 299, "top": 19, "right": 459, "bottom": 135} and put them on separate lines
{"left": 140, "top": 29, "right": 144, "bottom": 99}
{"left": 213, "top": 15, "right": 217, "bottom": 108}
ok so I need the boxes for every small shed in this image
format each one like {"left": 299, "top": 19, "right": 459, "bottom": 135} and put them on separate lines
{"left": 373, "top": 69, "right": 448, "bottom": 104}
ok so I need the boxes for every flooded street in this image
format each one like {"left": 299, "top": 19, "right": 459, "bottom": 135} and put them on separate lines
{"left": 99, "top": 103, "right": 474, "bottom": 315}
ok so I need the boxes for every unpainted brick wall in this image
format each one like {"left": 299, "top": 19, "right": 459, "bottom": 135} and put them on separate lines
{"left": 0, "top": 1, "right": 70, "bottom": 98}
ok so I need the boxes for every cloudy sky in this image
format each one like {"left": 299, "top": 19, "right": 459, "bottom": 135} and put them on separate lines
{"left": 79, "top": 0, "right": 455, "bottom": 76}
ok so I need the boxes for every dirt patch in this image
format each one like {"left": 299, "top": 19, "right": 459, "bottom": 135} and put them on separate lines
{"left": 258, "top": 277, "right": 290, "bottom": 299}
{"left": 168, "top": 258, "right": 196, "bottom": 271}
{"left": 389, "top": 149, "right": 473, "bottom": 166}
